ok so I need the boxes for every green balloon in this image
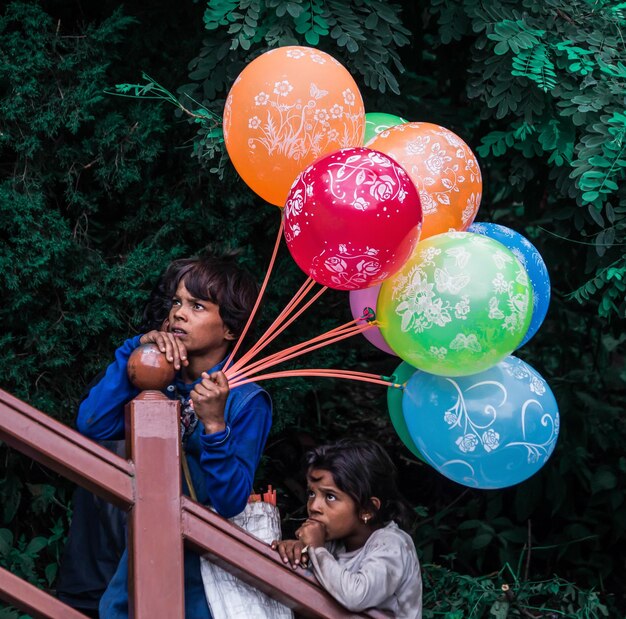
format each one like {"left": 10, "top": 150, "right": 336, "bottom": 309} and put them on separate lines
{"left": 387, "top": 361, "right": 424, "bottom": 460}
{"left": 364, "top": 112, "right": 408, "bottom": 145}
{"left": 378, "top": 232, "right": 534, "bottom": 377}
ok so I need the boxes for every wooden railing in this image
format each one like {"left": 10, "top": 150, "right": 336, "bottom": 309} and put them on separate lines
{"left": 0, "top": 388, "right": 388, "bottom": 618}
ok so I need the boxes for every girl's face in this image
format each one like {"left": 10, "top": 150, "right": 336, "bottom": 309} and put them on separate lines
{"left": 306, "top": 468, "right": 369, "bottom": 549}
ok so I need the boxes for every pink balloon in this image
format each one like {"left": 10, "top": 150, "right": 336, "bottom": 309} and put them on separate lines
{"left": 284, "top": 147, "right": 422, "bottom": 290}
{"left": 349, "top": 285, "right": 397, "bottom": 355}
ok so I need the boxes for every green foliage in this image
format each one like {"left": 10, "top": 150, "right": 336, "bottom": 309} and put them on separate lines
{"left": 0, "top": 608, "right": 30, "bottom": 619}
{"left": 195, "top": 0, "right": 409, "bottom": 90}
{"left": 0, "top": 445, "right": 70, "bottom": 595}
{"left": 178, "top": 0, "right": 411, "bottom": 162}
{"left": 428, "top": 0, "right": 626, "bottom": 317}
{"left": 110, "top": 72, "right": 227, "bottom": 174}
{"left": 511, "top": 44, "right": 558, "bottom": 92}
{"left": 1, "top": 2, "right": 142, "bottom": 413}
{"left": 422, "top": 563, "right": 610, "bottom": 618}
{"left": 569, "top": 253, "right": 626, "bottom": 317}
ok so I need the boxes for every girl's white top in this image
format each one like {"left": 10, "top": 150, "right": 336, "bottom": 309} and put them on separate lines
{"left": 308, "top": 521, "right": 422, "bottom": 618}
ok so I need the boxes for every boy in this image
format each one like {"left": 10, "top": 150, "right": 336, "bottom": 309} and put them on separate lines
{"left": 56, "top": 258, "right": 194, "bottom": 616}
{"left": 76, "top": 253, "right": 272, "bottom": 618}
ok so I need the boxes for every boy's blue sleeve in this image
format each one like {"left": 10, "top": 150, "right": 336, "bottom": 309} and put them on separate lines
{"left": 76, "top": 336, "right": 142, "bottom": 440}
{"left": 198, "top": 391, "right": 272, "bottom": 518}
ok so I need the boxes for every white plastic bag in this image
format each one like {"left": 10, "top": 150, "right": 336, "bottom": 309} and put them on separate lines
{"left": 200, "top": 501, "right": 294, "bottom": 619}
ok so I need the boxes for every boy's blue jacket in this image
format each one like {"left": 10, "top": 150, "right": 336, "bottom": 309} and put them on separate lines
{"left": 76, "top": 335, "right": 273, "bottom": 618}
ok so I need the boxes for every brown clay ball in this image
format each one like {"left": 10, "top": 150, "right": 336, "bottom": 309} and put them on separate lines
{"left": 127, "top": 343, "right": 176, "bottom": 391}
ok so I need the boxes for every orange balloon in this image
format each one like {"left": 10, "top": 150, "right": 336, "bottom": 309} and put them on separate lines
{"left": 223, "top": 46, "right": 365, "bottom": 207}
{"left": 368, "top": 122, "right": 482, "bottom": 239}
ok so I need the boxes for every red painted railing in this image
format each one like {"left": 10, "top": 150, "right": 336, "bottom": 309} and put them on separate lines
{"left": 0, "top": 388, "right": 387, "bottom": 618}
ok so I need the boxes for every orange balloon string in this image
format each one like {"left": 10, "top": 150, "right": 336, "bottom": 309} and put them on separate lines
{"left": 238, "top": 284, "right": 327, "bottom": 368}
{"left": 228, "top": 275, "right": 314, "bottom": 368}
{"left": 226, "top": 321, "right": 375, "bottom": 383}
{"left": 226, "top": 318, "right": 367, "bottom": 379}
{"left": 226, "top": 316, "right": 371, "bottom": 381}
{"left": 259, "top": 277, "right": 317, "bottom": 344}
{"left": 223, "top": 218, "right": 284, "bottom": 373}
{"left": 226, "top": 276, "right": 321, "bottom": 375}
{"left": 226, "top": 289, "right": 364, "bottom": 380}
{"left": 229, "top": 369, "right": 402, "bottom": 390}
{"left": 238, "top": 366, "right": 391, "bottom": 382}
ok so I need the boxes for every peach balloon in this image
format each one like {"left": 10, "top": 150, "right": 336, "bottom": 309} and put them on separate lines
{"left": 368, "top": 122, "right": 482, "bottom": 239}
{"left": 223, "top": 46, "right": 365, "bottom": 207}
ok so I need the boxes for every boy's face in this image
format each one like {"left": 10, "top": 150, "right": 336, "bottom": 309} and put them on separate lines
{"left": 168, "top": 281, "right": 235, "bottom": 356}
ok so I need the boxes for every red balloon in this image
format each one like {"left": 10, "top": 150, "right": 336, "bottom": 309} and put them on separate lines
{"left": 284, "top": 147, "right": 422, "bottom": 290}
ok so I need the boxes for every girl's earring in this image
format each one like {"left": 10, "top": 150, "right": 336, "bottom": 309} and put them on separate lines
{"left": 363, "top": 515, "right": 369, "bottom": 524}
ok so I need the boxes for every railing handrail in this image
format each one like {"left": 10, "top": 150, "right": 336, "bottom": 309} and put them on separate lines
{"left": 0, "top": 388, "right": 134, "bottom": 507}
{"left": 0, "top": 388, "right": 388, "bottom": 619}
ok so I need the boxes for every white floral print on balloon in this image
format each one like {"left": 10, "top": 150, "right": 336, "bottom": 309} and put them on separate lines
{"left": 225, "top": 48, "right": 363, "bottom": 163}
{"left": 283, "top": 147, "right": 423, "bottom": 290}
{"left": 402, "top": 355, "right": 560, "bottom": 489}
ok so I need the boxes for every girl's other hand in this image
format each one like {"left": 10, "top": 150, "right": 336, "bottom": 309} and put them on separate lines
{"left": 271, "top": 539, "right": 309, "bottom": 570}
{"left": 295, "top": 519, "right": 326, "bottom": 548}
{"left": 140, "top": 330, "right": 188, "bottom": 371}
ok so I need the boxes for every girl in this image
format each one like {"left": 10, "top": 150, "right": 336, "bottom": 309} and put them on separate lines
{"left": 272, "top": 439, "right": 422, "bottom": 618}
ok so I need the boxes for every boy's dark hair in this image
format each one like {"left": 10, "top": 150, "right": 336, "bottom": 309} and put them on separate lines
{"left": 305, "top": 439, "right": 414, "bottom": 532}
{"left": 173, "top": 252, "right": 259, "bottom": 339}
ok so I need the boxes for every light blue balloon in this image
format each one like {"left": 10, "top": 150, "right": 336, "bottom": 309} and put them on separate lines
{"left": 468, "top": 222, "right": 550, "bottom": 346}
{"left": 402, "top": 356, "right": 559, "bottom": 489}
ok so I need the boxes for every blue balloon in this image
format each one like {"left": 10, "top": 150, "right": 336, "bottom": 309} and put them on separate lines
{"left": 468, "top": 222, "right": 550, "bottom": 346}
{"left": 402, "top": 356, "right": 559, "bottom": 489}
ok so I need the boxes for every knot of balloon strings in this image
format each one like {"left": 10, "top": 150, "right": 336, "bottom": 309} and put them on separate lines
{"left": 381, "top": 375, "right": 404, "bottom": 390}
{"left": 361, "top": 307, "right": 376, "bottom": 322}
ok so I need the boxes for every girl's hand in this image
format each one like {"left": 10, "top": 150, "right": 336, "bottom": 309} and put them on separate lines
{"left": 295, "top": 519, "right": 326, "bottom": 548}
{"left": 271, "top": 539, "right": 309, "bottom": 570}
{"left": 139, "top": 330, "right": 189, "bottom": 371}
{"left": 190, "top": 371, "right": 229, "bottom": 434}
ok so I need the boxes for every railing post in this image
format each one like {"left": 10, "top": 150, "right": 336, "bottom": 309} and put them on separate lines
{"left": 126, "top": 391, "right": 184, "bottom": 618}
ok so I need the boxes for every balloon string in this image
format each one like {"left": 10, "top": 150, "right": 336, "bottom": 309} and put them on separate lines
{"left": 242, "top": 284, "right": 328, "bottom": 367}
{"left": 219, "top": 214, "right": 389, "bottom": 393}
{"left": 230, "top": 366, "right": 385, "bottom": 384}
{"left": 226, "top": 277, "right": 322, "bottom": 375}
{"left": 382, "top": 375, "right": 405, "bottom": 390}
{"left": 223, "top": 218, "right": 284, "bottom": 373}
{"left": 227, "top": 275, "right": 315, "bottom": 373}
{"left": 227, "top": 315, "right": 369, "bottom": 380}
{"left": 229, "top": 369, "right": 402, "bottom": 390}
{"left": 257, "top": 277, "right": 317, "bottom": 348}
{"left": 227, "top": 319, "right": 371, "bottom": 380}
{"left": 226, "top": 321, "right": 376, "bottom": 383}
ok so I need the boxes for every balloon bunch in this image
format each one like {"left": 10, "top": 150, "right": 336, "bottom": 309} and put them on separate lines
{"left": 220, "top": 46, "right": 558, "bottom": 490}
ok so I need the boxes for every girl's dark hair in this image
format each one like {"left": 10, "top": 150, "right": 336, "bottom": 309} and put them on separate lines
{"left": 305, "top": 439, "right": 414, "bottom": 532}
{"left": 173, "top": 251, "right": 259, "bottom": 339}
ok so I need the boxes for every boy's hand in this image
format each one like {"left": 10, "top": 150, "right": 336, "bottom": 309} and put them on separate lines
{"left": 191, "top": 370, "right": 229, "bottom": 434}
{"left": 271, "top": 539, "right": 309, "bottom": 570}
{"left": 295, "top": 519, "right": 327, "bottom": 548}
{"left": 139, "top": 330, "right": 189, "bottom": 371}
